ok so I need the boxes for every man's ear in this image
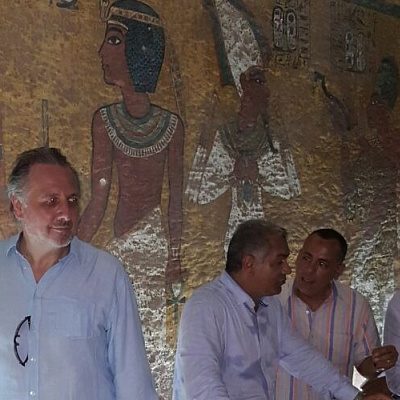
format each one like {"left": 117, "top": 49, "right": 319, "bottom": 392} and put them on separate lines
{"left": 242, "top": 254, "right": 255, "bottom": 273}
{"left": 333, "top": 262, "right": 345, "bottom": 280}
{"left": 10, "top": 196, "right": 24, "bottom": 220}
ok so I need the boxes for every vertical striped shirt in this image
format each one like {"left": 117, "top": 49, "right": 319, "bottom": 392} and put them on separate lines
{"left": 276, "top": 278, "right": 380, "bottom": 400}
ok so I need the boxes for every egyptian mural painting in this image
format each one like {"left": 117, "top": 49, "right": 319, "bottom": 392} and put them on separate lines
{"left": 345, "top": 56, "right": 398, "bottom": 334}
{"left": 75, "top": 1, "right": 185, "bottom": 397}
{"left": 319, "top": 0, "right": 400, "bottom": 335}
{"left": 272, "top": 0, "right": 310, "bottom": 68}
{"left": 186, "top": 0, "right": 301, "bottom": 253}
{"left": 0, "top": 0, "right": 400, "bottom": 398}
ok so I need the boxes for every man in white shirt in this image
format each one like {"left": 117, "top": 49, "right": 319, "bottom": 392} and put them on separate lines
{"left": 0, "top": 147, "right": 157, "bottom": 399}
{"left": 173, "top": 219, "right": 391, "bottom": 400}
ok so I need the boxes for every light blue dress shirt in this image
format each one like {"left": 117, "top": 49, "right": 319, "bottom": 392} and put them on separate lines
{"left": 0, "top": 235, "right": 158, "bottom": 400}
{"left": 384, "top": 289, "right": 400, "bottom": 396}
{"left": 173, "top": 271, "right": 359, "bottom": 400}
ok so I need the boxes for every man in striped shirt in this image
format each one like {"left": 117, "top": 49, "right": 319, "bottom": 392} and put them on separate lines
{"left": 276, "top": 228, "right": 398, "bottom": 400}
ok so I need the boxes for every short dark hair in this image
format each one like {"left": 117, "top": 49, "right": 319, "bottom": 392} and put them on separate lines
{"left": 310, "top": 228, "right": 347, "bottom": 262}
{"left": 226, "top": 219, "right": 287, "bottom": 273}
{"left": 7, "top": 147, "right": 80, "bottom": 202}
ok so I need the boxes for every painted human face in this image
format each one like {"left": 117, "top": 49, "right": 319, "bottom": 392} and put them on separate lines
{"left": 12, "top": 164, "right": 80, "bottom": 250}
{"left": 294, "top": 234, "right": 344, "bottom": 302}
{"left": 99, "top": 23, "right": 131, "bottom": 88}
{"left": 238, "top": 67, "right": 270, "bottom": 132}
{"left": 246, "top": 68, "right": 270, "bottom": 108}
{"left": 248, "top": 235, "right": 291, "bottom": 301}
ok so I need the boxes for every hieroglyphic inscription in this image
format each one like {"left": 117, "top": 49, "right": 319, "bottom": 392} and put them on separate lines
{"left": 330, "top": 0, "right": 375, "bottom": 72}
{"left": 272, "top": 0, "right": 310, "bottom": 68}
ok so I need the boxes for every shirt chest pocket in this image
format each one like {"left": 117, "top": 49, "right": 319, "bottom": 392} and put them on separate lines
{"left": 41, "top": 298, "right": 96, "bottom": 338}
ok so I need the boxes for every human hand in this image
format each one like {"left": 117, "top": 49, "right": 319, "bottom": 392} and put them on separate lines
{"left": 372, "top": 345, "right": 398, "bottom": 372}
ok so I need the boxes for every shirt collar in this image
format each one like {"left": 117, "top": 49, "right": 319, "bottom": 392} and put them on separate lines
{"left": 290, "top": 278, "right": 341, "bottom": 306}
{"left": 6, "top": 233, "right": 79, "bottom": 264}
{"left": 6, "top": 234, "right": 21, "bottom": 256}
{"left": 68, "top": 237, "right": 80, "bottom": 262}
{"left": 220, "top": 271, "right": 268, "bottom": 310}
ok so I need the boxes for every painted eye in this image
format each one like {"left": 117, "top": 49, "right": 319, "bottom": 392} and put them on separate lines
{"left": 107, "top": 36, "right": 121, "bottom": 45}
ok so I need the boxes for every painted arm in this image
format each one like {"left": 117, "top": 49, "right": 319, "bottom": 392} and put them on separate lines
{"left": 367, "top": 104, "right": 400, "bottom": 167}
{"left": 78, "top": 109, "right": 113, "bottom": 242}
{"left": 166, "top": 117, "right": 184, "bottom": 284}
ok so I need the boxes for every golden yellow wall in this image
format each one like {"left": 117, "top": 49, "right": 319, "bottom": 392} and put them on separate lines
{"left": 1, "top": 0, "right": 400, "bottom": 398}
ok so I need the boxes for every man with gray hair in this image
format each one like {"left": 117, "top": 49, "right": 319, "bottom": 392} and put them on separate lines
{"left": 173, "top": 219, "right": 391, "bottom": 400}
{"left": 0, "top": 147, "right": 157, "bottom": 399}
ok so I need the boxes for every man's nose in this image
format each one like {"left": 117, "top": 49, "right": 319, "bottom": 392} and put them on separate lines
{"left": 282, "top": 260, "right": 291, "bottom": 275}
{"left": 56, "top": 200, "right": 72, "bottom": 219}
{"left": 303, "top": 260, "right": 317, "bottom": 274}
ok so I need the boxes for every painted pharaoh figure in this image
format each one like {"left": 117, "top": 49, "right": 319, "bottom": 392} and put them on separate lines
{"left": 347, "top": 58, "right": 399, "bottom": 333}
{"left": 317, "top": 58, "right": 399, "bottom": 333}
{"left": 187, "top": 1, "right": 299, "bottom": 252}
{"left": 78, "top": 1, "right": 184, "bottom": 398}
{"left": 186, "top": 66, "right": 300, "bottom": 252}
{"left": 0, "top": 110, "right": 16, "bottom": 239}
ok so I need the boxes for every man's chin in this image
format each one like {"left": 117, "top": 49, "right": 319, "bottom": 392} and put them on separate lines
{"left": 274, "top": 286, "right": 283, "bottom": 295}
{"left": 49, "top": 234, "right": 73, "bottom": 249}
{"left": 295, "top": 285, "right": 316, "bottom": 299}
{"left": 264, "top": 286, "right": 282, "bottom": 297}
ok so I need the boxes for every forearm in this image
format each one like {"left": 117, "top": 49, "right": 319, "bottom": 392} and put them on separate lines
{"left": 167, "top": 122, "right": 184, "bottom": 251}
{"left": 280, "top": 323, "right": 358, "bottom": 399}
{"left": 168, "top": 200, "right": 183, "bottom": 251}
{"left": 78, "top": 195, "right": 108, "bottom": 242}
{"left": 167, "top": 166, "right": 183, "bottom": 280}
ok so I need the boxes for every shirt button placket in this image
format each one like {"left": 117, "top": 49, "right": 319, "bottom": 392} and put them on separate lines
{"left": 28, "top": 289, "right": 41, "bottom": 400}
